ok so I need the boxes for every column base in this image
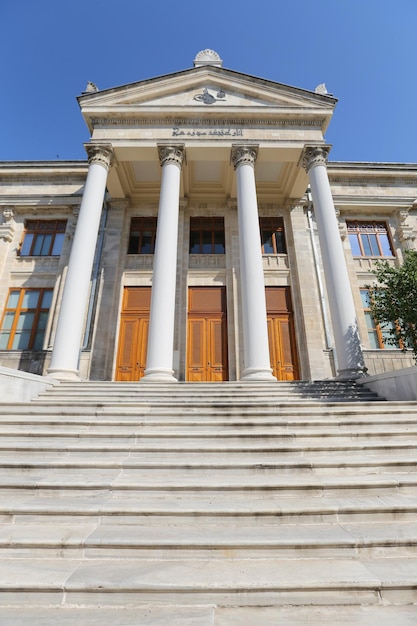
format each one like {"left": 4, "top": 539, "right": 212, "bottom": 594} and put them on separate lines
{"left": 47, "top": 368, "right": 81, "bottom": 382}
{"left": 240, "top": 367, "right": 277, "bottom": 382}
{"left": 335, "top": 367, "right": 367, "bottom": 380}
{"left": 141, "top": 368, "right": 178, "bottom": 383}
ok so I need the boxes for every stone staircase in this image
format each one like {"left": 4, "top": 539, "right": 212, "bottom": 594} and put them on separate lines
{"left": 0, "top": 380, "right": 417, "bottom": 624}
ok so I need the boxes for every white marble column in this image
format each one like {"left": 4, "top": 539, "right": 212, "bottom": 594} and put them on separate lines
{"left": 48, "top": 144, "right": 113, "bottom": 380}
{"left": 302, "top": 145, "right": 365, "bottom": 378}
{"left": 231, "top": 145, "right": 276, "bottom": 381}
{"left": 142, "top": 145, "right": 185, "bottom": 382}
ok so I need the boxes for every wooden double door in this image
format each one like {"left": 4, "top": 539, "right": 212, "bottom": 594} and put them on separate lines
{"left": 266, "top": 287, "right": 299, "bottom": 380}
{"left": 187, "top": 287, "right": 228, "bottom": 381}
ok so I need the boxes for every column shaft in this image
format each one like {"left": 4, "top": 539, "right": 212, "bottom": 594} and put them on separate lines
{"left": 232, "top": 145, "right": 276, "bottom": 381}
{"left": 142, "top": 145, "right": 184, "bottom": 382}
{"left": 302, "top": 146, "right": 365, "bottom": 378}
{"left": 48, "top": 145, "right": 112, "bottom": 380}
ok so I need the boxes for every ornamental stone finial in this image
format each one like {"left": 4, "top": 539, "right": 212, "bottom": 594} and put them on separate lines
{"left": 231, "top": 145, "right": 258, "bottom": 170}
{"left": 301, "top": 145, "right": 331, "bottom": 173}
{"left": 157, "top": 145, "right": 185, "bottom": 169}
{"left": 85, "top": 144, "right": 113, "bottom": 170}
{"left": 193, "top": 49, "right": 223, "bottom": 67}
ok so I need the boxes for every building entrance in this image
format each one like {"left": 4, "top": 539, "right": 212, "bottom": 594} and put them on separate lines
{"left": 115, "top": 287, "right": 150, "bottom": 381}
{"left": 266, "top": 287, "right": 300, "bottom": 380}
{"left": 187, "top": 287, "right": 228, "bottom": 381}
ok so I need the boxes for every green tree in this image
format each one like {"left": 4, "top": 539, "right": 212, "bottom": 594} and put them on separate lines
{"left": 366, "top": 250, "right": 417, "bottom": 362}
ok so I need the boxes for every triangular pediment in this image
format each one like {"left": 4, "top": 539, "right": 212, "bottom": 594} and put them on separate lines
{"left": 78, "top": 66, "right": 336, "bottom": 117}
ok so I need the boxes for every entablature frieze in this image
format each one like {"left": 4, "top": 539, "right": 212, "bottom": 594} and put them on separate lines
{"left": 91, "top": 116, "right": 325, "bottom": 129}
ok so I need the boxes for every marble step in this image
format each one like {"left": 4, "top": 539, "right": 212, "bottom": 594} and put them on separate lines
{"left": 2, "top": 440, "right": 417, "bottom": 457}
{"left": 33, "top": 392, "right": 382, "bottom": 405}
{"left": 1, "top": 520, "right": 417, "bottom": 559}
{"left": 1, "top": 453, "right": 416, "bottom": 473}
{"left": 1, "top": 470, "right": 416, "bottom": 499}
{"left": 2, "top": 419, "right": 417, "bottom": 435}
{"left": 4, "top": 493, "right": 417, "bottom": 524}
{"left": 0, "top": 556, "right": 416, "bottom": 606}
{"left": 0, "top": 401, "right": 412, "bottom": 418}
{"left": 2, "top": 411, "right": 417, "bottom": 425}
{"left": 0, "top": 605, "right": 415, "bottom": 626}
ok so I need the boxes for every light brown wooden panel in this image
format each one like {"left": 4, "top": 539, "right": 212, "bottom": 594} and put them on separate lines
{"left": 187, "top": 287, "right": 228, "bottom": 381}
{"left": 115, "top": 287, "right": 151, "bottom": 381}
{"left": 266, "top": 287, "right": 299, "bottom": 381}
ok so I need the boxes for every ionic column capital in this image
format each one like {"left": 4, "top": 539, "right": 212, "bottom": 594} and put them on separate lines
{"left": 301, "top": 145, "right": 331, "bottom": 173}
{"left": 84, "top": 144, "right": 113, "bottom": 171}
{"left": 231, "top": 145, "right": 258, "bottom": 170}
{"left": 157, "top": 145, "right": 185, "bottom": 169}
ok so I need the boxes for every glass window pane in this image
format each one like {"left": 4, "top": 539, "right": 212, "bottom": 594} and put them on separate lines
{"left": 32, "top": 236, "right": 44, "bottom": 256}
{"left": 16, "top": 312, "right": 35, "bottom": 330}
{"left": 274, "top": 231, "right": 286, "bottom": 254}
{"left": 51, "top": 233, "right": 65, "bottom": 256}
{"left": 201, "top": 231, "right": 212, "bottom": 253}
{"left": 189, "top": 232, "right": 200, "bottom": 254}
{"left": 7, "top": 291, "right": 20, "bottom": 308}
{"left": 128, "top": 233, "right": 140, "bottom": 254}
{"left": 214, "top": 231, "right": 225, "bottom": 254}
{"left": 349, "top": 234, "right": 361, "bottom": 256}
{"left": 368, "top": 331, "right": 380, "bottom": 349}
{"left": 41, "top": 291, "right": 53, "bottom": 308}
{"left": 12, "top": 331, "right": 31, "bottom": 350}
{"left": 37, "top": 312, "right": 49, "bottom": 331}
{"left": 40, "top": 234, "right": 52, "bottom": 255}
{"left": 32, "top": 331, "right": 45, "bottom": 350}
{"left": 361, "top": 235, "right": 372, "bottom": 256}
{"left": 1, "top": 312, "right": 15, "bottom": 330}
{"left": 20, "top": 234, "right": 34, "bottom": 256}
{"left": 140, "top": 231, "right": 153, "bottom": 254}
{"left": 381, "top": 331, "right": 396, "bottom": 349}
{"left": 379, "top": 234, "right": 393, "bottom": 257}
{"left": 22, "top": 291, "right": 40, "bottom": 309}
{"left": 262, "top": 231, "right": 274, "bottom": 253}
{"left": 364, "top": 312, "right": 375, "bottom": 330}
{"left": 360, "top": 290, "right": 371, "bottom": 308}
{"left": 368, "top": 234, "right": 379, "bottom": 256}
{"left": 0, "top": 332, "right": 10, "bottom": 349}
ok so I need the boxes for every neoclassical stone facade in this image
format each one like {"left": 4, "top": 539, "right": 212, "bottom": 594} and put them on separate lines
{"left": 0, "top": 51, "right": 416, "bottom": 381}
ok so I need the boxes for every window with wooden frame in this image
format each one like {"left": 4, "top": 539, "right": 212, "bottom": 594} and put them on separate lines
{"left": 20, "top": 220, "right": 66, "bottom": 257}
{"left": 259, "top": 217, "right": 286, "bottom": 254}
{"left": 128, "top": 217, "right": 157, "bottom": 254}
{"left": 0, "top": 288, "right": 53, "bottom": 350}
{"left": 360, "top": 289, "right": 397, "bottom": 349}
{"left": 189, "top": 217, "right": 225, "bottom": 254}
{"left": 347, "top": 221, "right": 394, "bottom": 257}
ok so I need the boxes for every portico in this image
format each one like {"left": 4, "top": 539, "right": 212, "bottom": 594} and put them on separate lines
{"left": 47, "top": 50, "right": 365, "bottom": 382}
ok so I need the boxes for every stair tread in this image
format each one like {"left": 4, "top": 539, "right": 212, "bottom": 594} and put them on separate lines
{"left": 1, "top": 520, "right": 416, "bottom": 547}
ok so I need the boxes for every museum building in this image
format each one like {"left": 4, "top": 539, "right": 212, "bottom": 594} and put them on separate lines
{"left": 0, "top": 49, "right": 416, "bottom": 383}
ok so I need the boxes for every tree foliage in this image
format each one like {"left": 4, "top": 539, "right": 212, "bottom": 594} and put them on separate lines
{"left": 366, "top": 250, "right": 417, "bottom": 362}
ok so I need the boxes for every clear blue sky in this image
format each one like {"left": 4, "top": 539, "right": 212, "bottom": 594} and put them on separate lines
{"left": 1, "top": 0, "right": 416, "bottom": 163}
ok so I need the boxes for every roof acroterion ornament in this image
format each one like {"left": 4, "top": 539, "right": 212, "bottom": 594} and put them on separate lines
{"left": 193, "top": 49, "right": 223, "bottom": 68}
